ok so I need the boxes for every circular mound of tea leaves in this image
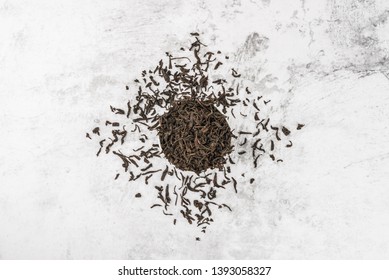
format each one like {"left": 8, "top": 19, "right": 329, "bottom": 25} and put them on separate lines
{"left": 158, "top": 98, "right": 233, "bottom": 174}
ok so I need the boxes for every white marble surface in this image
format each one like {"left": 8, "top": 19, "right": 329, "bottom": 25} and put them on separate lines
{"left": 1, "top": 0, "right": 389, "bottom": 259}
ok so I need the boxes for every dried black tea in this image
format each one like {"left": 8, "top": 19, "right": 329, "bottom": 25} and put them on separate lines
{"left": 87, "top": 33, "right": 304, "bottom": 237}
{"left": 158, "top": 98, "right": 233, "bottom": 174}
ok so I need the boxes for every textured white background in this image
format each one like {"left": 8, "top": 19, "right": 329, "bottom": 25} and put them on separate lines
{"left": 1, "top": 0, "right": 389, "bottom": 259}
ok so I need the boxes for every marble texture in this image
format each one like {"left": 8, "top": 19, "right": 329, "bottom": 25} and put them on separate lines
{"left": 1, "top": 0, "right": 389, "bottom": 259}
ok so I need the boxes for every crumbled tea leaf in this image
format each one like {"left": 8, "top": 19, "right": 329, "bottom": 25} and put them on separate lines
{"left": 231, "top": 68, "right": 241, "bottom": 78}
{"left": 92, "top": 127, "right": 100, "bottom": 136}
{"left": 282, "top": 126, "right": 291, "bottom": 136}
{"left": 214, "top": 61, "right": 223, "bottom": 70}
{"left": 286, "top": 140, "right": 293, "bottom": 148}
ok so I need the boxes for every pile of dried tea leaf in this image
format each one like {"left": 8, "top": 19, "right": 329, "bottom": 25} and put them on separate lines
{"left": 158, "top": 98, "right": 233, "bottom": 174}
{"left": 87, "top": 33, "right": 303, "bottom": 238}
